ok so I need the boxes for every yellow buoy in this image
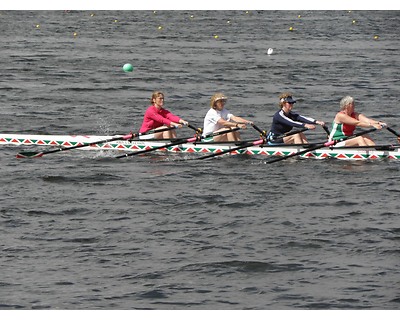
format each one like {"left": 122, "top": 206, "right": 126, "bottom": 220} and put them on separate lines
{"left": 158, "top": 26, "right": 163, "bottom": 30}
{"left": 114, "top": 19, "right": 118, "bottom": 23}
{"left": 73, "top": 32, "right": 78, "bottom": 37}
{"left": 298, "top": 15, "right": 301, "bottom": 18}
{"left": 214, "top": 34, "right": 219, "bottom": 39}
{"left": 190, "top": 15, "right": 194, "bottom": 19}
{"left": 289, "top": 26, "right": 294, "bottom": 31}
{"left": 352, "top": 20, "right": 356, "bottom": 24}
{"left": 374, "top": 35, "right": 379, "bottom": 40}
{"left": 36, "top": 24, "right": 40, "bottom": 29}
{"left": 227, "top": 20, "right": 230, "bottom": 24}
{"left": 90, "top": 13, "right": 95, "bottom": 17}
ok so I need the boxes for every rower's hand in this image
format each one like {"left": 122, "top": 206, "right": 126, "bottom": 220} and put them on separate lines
{"left": 305, "top": 124, "right": 316, "bottom": 130}
{"left": 378, "top": 121, "right": 386, "bottom": 129}
{"left": 372, "top": 121, "right": 386, "bottom": 130}
{"left": 236, "top": 121, "right": 253, "bottom": 129}
{"left": 316, "top": 120, "right": 325, "bottom": 126}
{"left": 171, "top": 122, "right": 182, "bottom": 129}
{"left": 180, "top": 120, "right": 189, "bottom": 126}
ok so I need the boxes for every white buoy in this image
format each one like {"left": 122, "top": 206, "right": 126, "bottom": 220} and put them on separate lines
{"left": 267, "top": 48, "right": 274, "bottom": 55}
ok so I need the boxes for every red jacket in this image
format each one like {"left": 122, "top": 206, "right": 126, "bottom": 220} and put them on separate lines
{"left": 139, "top": 105, "right": 181, "bottom": 133}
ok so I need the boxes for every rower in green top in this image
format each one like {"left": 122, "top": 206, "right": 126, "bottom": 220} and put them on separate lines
{"left": 329, "top": 96, "right": 386, "bottom": 146}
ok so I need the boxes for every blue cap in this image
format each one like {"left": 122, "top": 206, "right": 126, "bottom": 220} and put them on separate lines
{"left": 282, "top": 96, "right": 296, "bottom": 103}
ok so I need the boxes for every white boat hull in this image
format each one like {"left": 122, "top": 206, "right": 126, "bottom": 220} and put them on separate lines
{"left": 1, "top": 133, "right": 400, "bottom": 160}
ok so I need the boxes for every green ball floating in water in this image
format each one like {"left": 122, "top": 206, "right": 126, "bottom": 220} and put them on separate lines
{"left": 123, "top": 63, "right": 134, "bottom": 72}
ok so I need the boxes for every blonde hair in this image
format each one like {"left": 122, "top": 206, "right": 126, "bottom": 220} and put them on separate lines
{"left": 340, "top": 96, "right": 354, "bottom": 110}
{"left": 151, "top": 91, "right": 164, "bottom": 104}
{"left": 210, "top": 92, "right": 228, "bottom": 108}
{"left": 278, "top": 92, "right": 293, "bottom": 108}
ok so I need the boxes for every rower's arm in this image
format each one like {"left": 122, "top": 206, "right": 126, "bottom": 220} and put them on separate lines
{"left": 217, "top": 118, "right": 238, "bottom": 128}
{"left": 336, "top": 112, "right": 370, "bottom": 128}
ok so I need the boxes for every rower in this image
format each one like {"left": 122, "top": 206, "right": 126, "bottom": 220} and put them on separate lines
{"left": 202, "top": 93, "right": 253, "bottom": 142}
{"left": 329, "top": 96, "right": 386, "bottom": 146}
{"left": 266, "top": 92, "right": 326, "bottom": 145}
{"left": 138, "top": 91, "right": 189, "bottom": 139}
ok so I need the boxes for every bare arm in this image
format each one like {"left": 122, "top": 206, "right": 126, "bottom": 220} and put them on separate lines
{"left": 336, "top": 112, "right": 385, "bottom": 129}
{"left": 217, "top": 118, "right": 238, "bottom": 128}
{"left": 335, "top": 112, "right": 371, "bottom": 128}
{"left": 358, "top": 113, "right": 386, "bottom": 128}
{"left": 230, "top": 115, "right": 252, "bottom": 124}
{"left": 230, "top": 115, "right": 253, "bottom": 129}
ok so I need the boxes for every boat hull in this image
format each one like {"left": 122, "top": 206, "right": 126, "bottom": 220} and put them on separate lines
{"left": 1, "top": 134, "right": 400, "bottom": 160}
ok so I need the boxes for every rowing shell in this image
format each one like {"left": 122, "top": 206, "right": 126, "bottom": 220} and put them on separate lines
{"left": 1, "top": 133, "right": 400, "bottom": 160}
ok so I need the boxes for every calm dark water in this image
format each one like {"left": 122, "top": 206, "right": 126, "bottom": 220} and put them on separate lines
{"left": 1, "top": 10, "right": 400, "bottom": 310}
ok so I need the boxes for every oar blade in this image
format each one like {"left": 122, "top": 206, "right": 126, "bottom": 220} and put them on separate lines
{"left": 15, "top": 151, "right": 44, "bottom": 159}
{"left": 14, "top": 133, "right": 134, "bottom": 159}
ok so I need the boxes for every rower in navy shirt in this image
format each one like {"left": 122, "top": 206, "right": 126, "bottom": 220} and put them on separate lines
{"left": 267, "top": 92, "right": 325, "bottom": 144}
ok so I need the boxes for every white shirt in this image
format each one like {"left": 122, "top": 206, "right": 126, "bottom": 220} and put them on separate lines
{"left": 203, "top": 108, "right": 233, "bottom": 136}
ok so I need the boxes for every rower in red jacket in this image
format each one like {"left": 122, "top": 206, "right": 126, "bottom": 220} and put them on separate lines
{"left": 139, "top": 91, "right": 188, "bottom": 139}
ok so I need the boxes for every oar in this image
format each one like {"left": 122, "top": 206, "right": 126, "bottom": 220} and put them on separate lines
{"left": 116, "top": 136, "right": 198, "bottom": 158}
{"left": 196, "top": 124, "right": 329, "bottom": 161}
{"left": 267, "top": 128, "right": 309, "bottom": 141}
{"left": 116, "top": 127, "right": 240, "bottom": 159}
{"left": 386, "top": 126, "right": 400, "bottom": 139}
{"left": 15, "top": 126, "right": 176, "bottom": 159}
{"left": 251, "top": 123, "right": 267, "bottom": 137}
{"left": 334, "top": 144, "right": 399, "bottom": 150}
{"left": 251, "top": 123, "right": 309, "bottom": 140}
{"left": 187, "top": 123, "right": 203, "bottom": 134}
{"left": 322, "top": 124, "right": 331, "bottom": 137}
{"left": 266, "top": 127, "right": 378, "bottom": 164}
{"left": 196, "top": 127, "right": 312, "bottom": 160}
{"left": 196, "top": 138, "right": 266, "bottom": 160}
{"left": 274, "top": 128, "right": 309, "bottom": 140}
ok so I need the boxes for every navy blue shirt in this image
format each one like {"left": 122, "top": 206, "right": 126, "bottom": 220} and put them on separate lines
{"left": 269, "top": 109, "right": 316, "bottom": 136}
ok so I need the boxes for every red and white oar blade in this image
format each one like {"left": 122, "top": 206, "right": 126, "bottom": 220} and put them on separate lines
{"left": 15, "top": 151, "right": 44, "bottom": 159}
